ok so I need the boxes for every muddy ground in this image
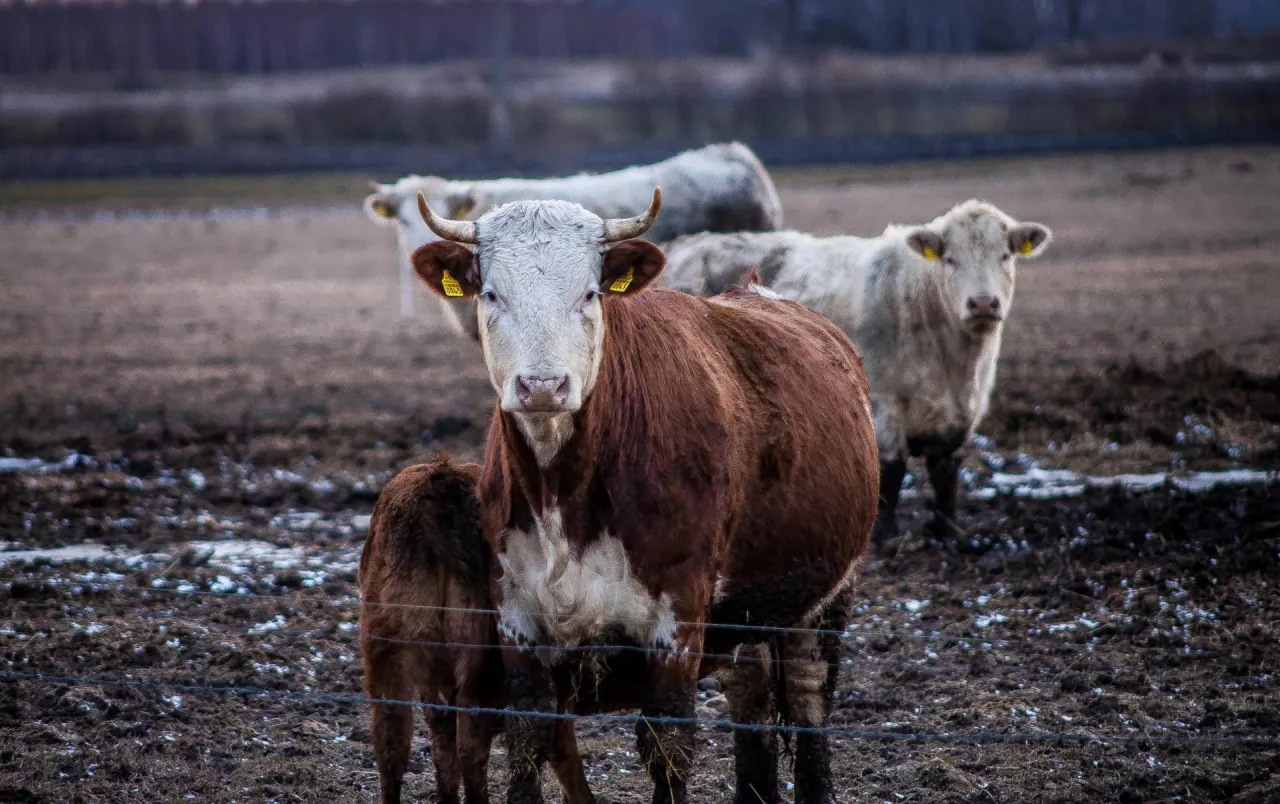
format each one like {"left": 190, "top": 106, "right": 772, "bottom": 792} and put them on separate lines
{"left": 1, "top": 146, "right": 1279, "bottom": 802}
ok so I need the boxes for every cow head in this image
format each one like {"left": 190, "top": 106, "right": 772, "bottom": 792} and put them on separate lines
{"left": 411, "top": 189, "right": 666, "bottom": 421}
{"left": 364, "top": 177, "right": 486, "bottom": 261}
{"left": 903, "top": 200, "right": 1052, "bottom": 337}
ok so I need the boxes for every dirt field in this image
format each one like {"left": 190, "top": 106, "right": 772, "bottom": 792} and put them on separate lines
{"left": 2, "top": 146, "right": 1278, "bottom": 802}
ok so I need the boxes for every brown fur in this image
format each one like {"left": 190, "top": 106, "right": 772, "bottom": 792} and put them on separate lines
{"left": 359, "top": 456, "right": 655, "bottom": 804}
{"left": 360, "top": 457, "right": 500, "bottom": 804}
{"left": 479, "top": 285, "right": 880, "bottom": 803}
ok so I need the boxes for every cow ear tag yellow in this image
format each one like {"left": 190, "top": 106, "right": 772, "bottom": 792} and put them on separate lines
{"left": 609, "top": 266, "right": 635, "bottom": 293}
{"left": 1020, "top": 240, "right": 1035, "bottom": 256}
{"left": 453, "top": 202, "right": 474, "bottom": 220}
{"left": 440, "top": 270, "right": 465, "bottom": 298}
{"left": 922, "top": 245, "right": 939, "bottom": 261}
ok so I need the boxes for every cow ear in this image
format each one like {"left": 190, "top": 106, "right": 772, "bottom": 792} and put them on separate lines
{"left": 363, "top": 192, "right": 400, "bottom": 225}
{"left": 600, "top": 240, "right": 665, "bottom": 296}
{"left": 412, "top": 241, "right": 480, "bottom": 300}
{"left": 905, "top": 228, "right": 945, "bottom": 262}
{"left": 446, "top": 189, "right": 479, "bottom": 220}
{"left": 1009, "top": 223, "right": 1052, "bottom": 259}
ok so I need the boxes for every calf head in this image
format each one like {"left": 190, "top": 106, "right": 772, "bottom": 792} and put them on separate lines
{"left": 904, "top": 200, "right": 1052, "bottom": 336}
{"left": 411, "top": 189, "right": 666, "bottom": 444}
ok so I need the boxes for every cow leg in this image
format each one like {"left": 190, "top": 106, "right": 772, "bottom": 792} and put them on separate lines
{"left": 636, "top": 637, "right": 701, "bottom": 804}
{"left": 817, "top": 587, "right": 854, "bottom": 717}
{"left": 781, "top": 630, "right": 835, "bottom": 804}
{"left": 455, "top": 710, "right": 496, "bottom": 804}
{"left": 503, "top": 651, "right": 556, "bottom": 804}
{"left": 364, "top": 643, "right": 417, "bottom": 804}
{"left": 720, "top": 643, "right": 780, "bottom": 804}
{"left": 427, "top": 709, "right": 463, "bottom": 804}
{"left": 873, "top": 455, "right": 907, "bottom": 542}
{"left": 548, "top": 717, "right": 596, "bottom": 804}
{"left": 925, "top": 450, "right": 962, "bottom": 539}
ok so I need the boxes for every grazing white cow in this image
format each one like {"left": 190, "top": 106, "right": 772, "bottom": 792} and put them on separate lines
{"left": 663, "top": 199, "right": 1053, "bottom": 540}
{"left": 363, "top": 142, "right": 782, "bottom": 339}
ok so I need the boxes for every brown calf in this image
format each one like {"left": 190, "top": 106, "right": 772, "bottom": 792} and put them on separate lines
{"left": 360, "top": 457, "right": 654, "bottom": 804}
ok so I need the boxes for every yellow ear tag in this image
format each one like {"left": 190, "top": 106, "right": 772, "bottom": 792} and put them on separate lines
{"left": 375, "top": 203, "right": 395, "bottom": 219}
{"left": 1020, "top": 240, "right": 1035, "bottom": 256}
{"left": 440, "top": 270, "right": 465, "bottom": 298}
{"left": 922, "top": 245, "right": 939, "bottom": 261}
{"left": 608, "top": 266, "right": 635, "bottom": 294}
{"left": 452, "top": 203, "right": 473, "bottom": 220}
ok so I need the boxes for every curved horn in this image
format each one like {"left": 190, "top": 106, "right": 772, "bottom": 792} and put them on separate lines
{"left": 602, "top": 187, "right": 662, "bottom": 243}
{"left": 367, "top": 180, "right": 383, "bottom": 192}
{"left": 417, "top": 192, "right": 477, "bottom": 244}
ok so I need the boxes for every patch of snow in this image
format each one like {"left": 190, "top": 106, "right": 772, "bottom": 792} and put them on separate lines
{"left": 973, "top": 612, "right": 1008, "bottom": 629}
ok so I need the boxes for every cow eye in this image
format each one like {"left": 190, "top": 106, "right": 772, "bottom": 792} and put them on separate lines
{"left": 1001, "top": 251, "right": 1013, "bottom": 261}
{"left": 583, "top": 288, "right": 603, "bottom": 303}
{"left": 480, "top": 289, "right": 499, "bottom": 304}
{"left": 943, "top": 255, "right": 958, "bottom": 267}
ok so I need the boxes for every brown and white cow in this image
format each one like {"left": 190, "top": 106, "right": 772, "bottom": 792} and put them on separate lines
{"left": 408, "top": 189, "right": 878, "bottom": 804}
{"left": 663, "top": 200, "right": 1053, "bottom": 541}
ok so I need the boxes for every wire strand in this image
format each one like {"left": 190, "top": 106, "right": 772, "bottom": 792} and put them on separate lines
{"left": 3, "top": 669, "right": 1277, "bottom": 749}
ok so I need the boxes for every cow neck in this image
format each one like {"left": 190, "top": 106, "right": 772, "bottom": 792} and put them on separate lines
{"left": 497, "top": 402, "right": 600, "bottom": 523}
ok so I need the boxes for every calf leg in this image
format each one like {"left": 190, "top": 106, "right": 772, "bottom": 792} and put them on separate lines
{"left": 426, "top": 709, "right": 463, "bottom": 804}
{"left": 364, "top": 644, "right": 418, "bottom": 804}
{"left": 720, "top": 643, "right": 780, "bottom": 804}
{"left": 781, "top": 631, "right": 834, "bottom": 804}
{"left": 873, "top": 456, "right": 907, "bottom": 542}
{"left": 925, "top": 450, "right": 963, "bottom": 539}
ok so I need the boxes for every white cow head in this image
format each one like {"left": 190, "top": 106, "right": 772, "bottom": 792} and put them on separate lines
{"left": 411, "top": 189, "right": 665, "bottom": 424}
{"left": 364, "top": 177, "right": 486, "bottom": 262}
{"left": 903, "top": 200, "right": 1052, "bottom": 336}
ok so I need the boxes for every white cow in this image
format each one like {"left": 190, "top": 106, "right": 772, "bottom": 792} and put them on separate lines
{"left": 364, "top": 142, "right": 783, "bottom": 340}
{"left": 663, "top": 199, "right": 1053, "bottom": 540}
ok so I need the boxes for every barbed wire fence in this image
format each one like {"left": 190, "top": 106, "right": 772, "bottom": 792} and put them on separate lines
{"left": 5, "top": 574, "right": 1279, "bottom": 755}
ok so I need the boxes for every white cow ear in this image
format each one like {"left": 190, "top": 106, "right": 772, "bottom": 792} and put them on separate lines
{"left": 412, "top": 241, "right": 480, "bottom": 299}
{"left": 363, "top": 192, "right": 400, "bottom": 225}
{"left": 905, "top": 228, "right": 945, "bottom": 262}
{"left": 601, "top": 240, "right": 666, "bottom": 296}
{"left": 1009, "top": 223, "right": 1052, "bottom": 259}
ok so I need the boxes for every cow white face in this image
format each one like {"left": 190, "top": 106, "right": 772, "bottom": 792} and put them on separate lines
{"left": 411, "top": 192, "right": 666, "bottom": 432}
{"left": 904, "top": 202, "right": 1052, "bottom": 337}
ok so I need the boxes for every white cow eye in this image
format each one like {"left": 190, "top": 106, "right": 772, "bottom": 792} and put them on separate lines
{"left": 1001, "top": 251, "right": 1013, "bottom": 261}
{"left": 943, "top": 255, "right": 958, "bottom": 267}
{"left": 481, "top": 289, "right": 499, "bottom": 304}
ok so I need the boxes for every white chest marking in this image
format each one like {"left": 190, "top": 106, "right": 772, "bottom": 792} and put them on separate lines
{"left": 496, "top": 508, "right": 677, "bottom": 652}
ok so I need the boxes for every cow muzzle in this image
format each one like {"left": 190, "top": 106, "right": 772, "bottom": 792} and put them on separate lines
{"left": 513, "top": 373, "right": 573, "bottom": 413}
{"left": 964, "top": 296, "right": 1003, "bottom": 330}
